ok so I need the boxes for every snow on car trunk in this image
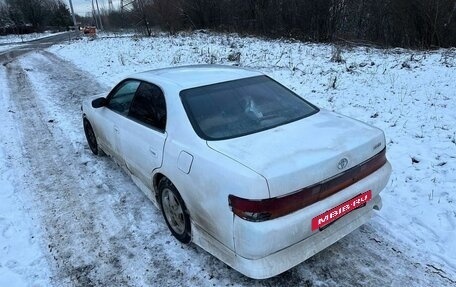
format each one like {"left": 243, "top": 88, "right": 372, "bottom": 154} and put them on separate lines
{"left": 208, "top": 109, "right": 386, "bottom": 198}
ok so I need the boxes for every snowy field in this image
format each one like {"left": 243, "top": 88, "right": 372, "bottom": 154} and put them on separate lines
{"left": 1, "top": 31, "right": 455, "bottom": 285}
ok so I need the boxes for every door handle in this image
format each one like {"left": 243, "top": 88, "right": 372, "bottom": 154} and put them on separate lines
{"left": 113, "top": 126, "right": 119, "bottom": 133}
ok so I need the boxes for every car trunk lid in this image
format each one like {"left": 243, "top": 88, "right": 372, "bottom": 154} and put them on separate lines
{"left": 207, "top": 109, "right": 385, "bottom": 198}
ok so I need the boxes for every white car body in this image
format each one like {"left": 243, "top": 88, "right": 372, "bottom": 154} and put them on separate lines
{"left": 82, "top": 65, "right": 391, "bottom": 279}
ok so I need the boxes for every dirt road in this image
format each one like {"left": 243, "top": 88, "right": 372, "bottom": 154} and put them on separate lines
{"left": 1, "top": 44, "right": 454, "bottom": 286}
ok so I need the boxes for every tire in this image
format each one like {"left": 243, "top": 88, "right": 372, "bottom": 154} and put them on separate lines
{"left": 158, "top": 178, "right": 191, "bottom": 244}
{"left": 83, "top": 118, "right": 102, "bottom": 156}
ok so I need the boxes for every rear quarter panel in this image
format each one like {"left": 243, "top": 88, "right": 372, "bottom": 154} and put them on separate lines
{"left": 160, "top": 138, "right": 270, "bottom": 250}
{"left": 156, "top": 84, "right": 270, "bottom": 251}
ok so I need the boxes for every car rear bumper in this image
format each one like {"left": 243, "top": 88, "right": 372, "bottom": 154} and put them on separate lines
{"left": 230, "top": 194, "right": 381, "bottom": 279}
{"left": 230, "top": 161, "right": 391, "bottom": 279}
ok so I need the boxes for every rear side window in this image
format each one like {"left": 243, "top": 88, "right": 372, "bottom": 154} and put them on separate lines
{"left": 128, "top": 82, "right": 167, "bottom": 131}
{"left": 107, "top": 80, "right": 140, "bottom": 115}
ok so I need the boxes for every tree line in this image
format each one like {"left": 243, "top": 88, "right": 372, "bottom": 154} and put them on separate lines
{"left": 108, "top": 0, "right": 456, "bottom": 48}
{"left": 2, "top": 0, "right": 456, "bottom": 48}
{"left": 0, "top": 0, "right": 72, "bottom": 34}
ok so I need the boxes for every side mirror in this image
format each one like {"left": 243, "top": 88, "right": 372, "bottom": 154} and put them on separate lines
{"left": 92, "top": 97, "right": 107, "bottom": 108}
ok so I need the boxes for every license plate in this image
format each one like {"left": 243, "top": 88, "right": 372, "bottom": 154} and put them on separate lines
{"left": 311, "top": 190, "right": 372, "bottom": 231}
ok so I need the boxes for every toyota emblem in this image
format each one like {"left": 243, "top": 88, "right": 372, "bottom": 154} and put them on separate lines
{"left": 338, "top": 158, "right": 348, "bottom": 170}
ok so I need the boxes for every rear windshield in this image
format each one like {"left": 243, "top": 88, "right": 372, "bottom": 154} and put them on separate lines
{"left": 180, "top": 75, "right": 318, "bottom": 140}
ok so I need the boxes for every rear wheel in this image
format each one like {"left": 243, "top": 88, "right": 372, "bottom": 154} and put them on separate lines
{"left": 159, "top": 178, "right": 191, "bottom": 244}
{"left": 83, "top": 118, "right": 102, "bottom": 155}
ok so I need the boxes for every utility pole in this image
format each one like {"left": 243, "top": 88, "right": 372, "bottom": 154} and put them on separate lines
{"left": 68, "top": 0, "right": 77, "bottom": 29}
{"left": 95, "top": 0, "right": 104, "bottom": 30}
{"left": 92, "top": 0, "right": 99, "bottom": 29}
{"left": 91, "top": 0, "right": 104, "bottom": 30}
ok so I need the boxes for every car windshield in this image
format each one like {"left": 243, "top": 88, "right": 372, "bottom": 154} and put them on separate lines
{"left": 180, "top": 75, "right": 319, "bottom": 140}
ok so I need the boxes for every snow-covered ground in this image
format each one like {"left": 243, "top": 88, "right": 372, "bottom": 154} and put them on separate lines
{"left": 1, "top": 31, "right": 455, "bottom": 285}
{"left": 0, "top": 32, "right": 65, "bottom": 45}
{"left": 0, "top": 32, "right": 66, "bottom": 53}
{"left": 49, "top": 31, "right": 456, "bottom": 279}
{"left": 0, "top": 63, "right": 52, "bottom": 286}
{"left": 0, "top": 44, "right": 16, "bottom": 53}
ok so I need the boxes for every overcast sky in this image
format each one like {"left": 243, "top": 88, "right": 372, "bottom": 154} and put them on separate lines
{"left": 68, "top": 0, "right": 121, "bottom": 16}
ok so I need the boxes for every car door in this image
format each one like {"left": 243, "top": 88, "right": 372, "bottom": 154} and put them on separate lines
{"left": 93, "top": 80, "right": 140, "bottom": 162}
{"left": 120, "top": 81, "right": 168, "bottom": 188}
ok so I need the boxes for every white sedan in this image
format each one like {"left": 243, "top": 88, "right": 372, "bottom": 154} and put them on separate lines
{"left": 82, "top": 65, "right": 391, "bottom": 279}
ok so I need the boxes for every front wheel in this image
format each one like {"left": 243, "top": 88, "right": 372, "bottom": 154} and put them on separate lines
{"left": 159, "top": 178, "right": 191, "bottom": 244}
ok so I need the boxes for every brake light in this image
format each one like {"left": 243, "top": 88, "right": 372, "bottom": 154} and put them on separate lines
{"left": 229, "top": 148, "right": 387, "bottom": 222}
{"left": 229, "top": 189, "right": 319, "bottom": 222}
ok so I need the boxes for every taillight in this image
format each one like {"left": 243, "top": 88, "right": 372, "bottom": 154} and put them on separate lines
{"left": 229, "top": 189, "right": 319, "bottom": 222}
{"left": 229, "top": 148, "right": 387, "bottom": 222}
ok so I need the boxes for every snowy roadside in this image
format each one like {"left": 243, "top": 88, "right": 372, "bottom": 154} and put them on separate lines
{"left": 0, "top": 32, "right": 69, "bottom": 53}
{"left": 48, "top": 31, "right": 456, "bottom": 279}
{"left": 0, "top": 66, "right": 51, "bottom": 286}
{"left": 0, "top": 32, "right": 66, "bottom": 45}
{"left": 0, "top": 44, "right": 18, "bottom": 53}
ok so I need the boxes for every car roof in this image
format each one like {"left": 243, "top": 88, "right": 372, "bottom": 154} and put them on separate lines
{"left": 129, "top": 65, "right": 263, "bottom": 90}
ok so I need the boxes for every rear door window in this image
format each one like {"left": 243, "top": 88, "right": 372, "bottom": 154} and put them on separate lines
{"left": 128, "top": 82, "right": 167, "bottom": 132}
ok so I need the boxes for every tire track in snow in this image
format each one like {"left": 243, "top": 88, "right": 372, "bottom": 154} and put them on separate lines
{"left": 5, "top": 57, "right": 120, "bottom": 286}
{"left": 4, "top": 52, "right": 167, "bottom": 286}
